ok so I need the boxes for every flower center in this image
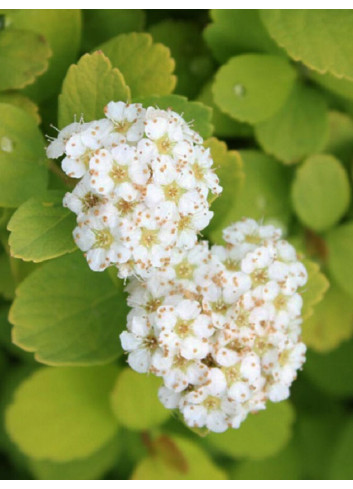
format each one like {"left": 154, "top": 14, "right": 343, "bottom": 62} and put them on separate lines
{"left": 110, "top": 164, "right": 128, "bottom": 183}
{"left": 140, "top": 228, "right": 159, "bottom": 248}
{"left": 93, "top": 229, "right": 113, "bottom": 249}
{"left": 163, "top": 182, "right": 185, "bottom": 203}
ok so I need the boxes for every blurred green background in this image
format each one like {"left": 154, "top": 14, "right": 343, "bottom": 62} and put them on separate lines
{"left": 1, "top": 9, "right": 353, "bottom": 480}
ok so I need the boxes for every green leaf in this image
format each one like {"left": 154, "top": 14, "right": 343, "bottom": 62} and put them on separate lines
{"left": 132, "top": 435, "right": 227, "bottom": 480}
{"left": 255, "top": 84, "right": 328, "bottom": 164}
{"left": 29, "top": 436, "right": 121, "bottom": 480}
{"left": 0, "top": 28, "right": 51, "bottom": 91}
{"left": 10, "top": 252, "right": 128, "bottom": 366}
{"left": 0, "top": 253, "right": 15, "bottom": 300}
{"left": 0, "top": 92, "right": 40, "bottom": 124}
{"left": 310, "top": 70, "right": 353, "bottom": 102}
{"left": 325, "top": 221, "right": 353, "bottom": 297}
{"left": 134, "top": 94, "right": 213, "bottom": 139}
{"left": 329, "top": 416, "right": 353, "bottom": 479}
{"left": 2, "top": 10, "right": 81, "bottom": 102}
{"left": 110, "top": 368, "right": 170, "bottom": 430}
{"left": 149, "top": 20, "right": 214, "bottom": 99}
{"left": 291, "top": 154, "right": 351, "bottom": 232}
{"left": 203, "top": 138, "right": 244, "bottom": 242}
{"left": 197, "top": 81, "right": 253, "bottom": 139}
{"left": 209, "top": 149, "right": 292, "bottom": 243}
{"left": 204, "top": 9, "right": 282, "bottom": 64}
{"left": 5, "top": 366, "right": 119, "bottom": 462}
{"left": 261, "top": 10, "right": 353, "bottom": 80}
{"left": 207, "top": 401, "right": 295, "bottom": 460}
{"left": 295, "top": 410, "right": 347, "bottom": 480}
{"left": 8, "top": 190, "right": 76, "bottom": 263}
{"left": 302, "top": 282, "right": 353, "bottom": 352}
{"left": 0, "top": 103, "right": 48, "bottom": 208}
{"left": 305, "top": 337, "right": 353, "bottom": 398}
{"left": 324, "top": 111, "right": 353, "bottom": 165}
{"left": 82, "top": 9, "right": 145, "bottom": 52}
{"left": 99, "top": 33, "right": 176, "bottom": 98}
{"left": 300, "top": 259, "right": 329, "bottom": 321}
{"left": 212, "top": 54, "right": 296, "bottom": 124}
{"left": 229, "top": 442, "right": 301, "bottom": 480}
{"left": 58, "top": 52, "right": 131, "bottom": 128}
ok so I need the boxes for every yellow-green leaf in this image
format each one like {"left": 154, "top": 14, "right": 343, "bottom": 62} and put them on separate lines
{"left": 291, "top": 154, "right": 351, "bottom": 232}
{"left": 300, "top": 259, "right": 329, "bottom": 321}
{"left": 132, "top": 435, "right": 226, "bottom": 480}
{"left": 207, "top": 401, "right": 295, "bottom": 460}
{"left": 99, "top": 33, "right": 176, "bottom": 98}
{"left": 255, "top": 84, "right": 328, "bottom": 164}
{"left": 213, "top": 54, "right": 296, "bottom": 123}
{"left": 2, "top": 9, "right": 81, "bottom": 101}
{"left": 58, "top": 52, "right": 131, "bottom": 128}
{"left": 5, "top": 366, "right": 119, "bottom": 462}
{"left": 302, "top": 282, "right": 353, "bottom": 352}
{"left": 325, "top": 221, "right": 353, "bottom": 298}
{"left": 261, "top": 10, "right": 353, "bottom": 80}
{"left": 0, "top": 103, "right": 48, "bottom": 208}
{"left": 110, "top": 369, "right": 170, "bottom": 430}
{"left": 8, "top": 191, "right": 76, "bottom": 263}
{"left": 10, "top": 252, "right": 128, "bottom": 366}
{"left": 203, "top": 138, "right": 244, "bottom": 243}
{"left": 0, "top": 28, "right": 51, "bottom": 91}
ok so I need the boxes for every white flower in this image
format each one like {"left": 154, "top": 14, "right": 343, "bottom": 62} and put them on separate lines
{"left": 47, "top": 102, "right": 221, "bottom": 278}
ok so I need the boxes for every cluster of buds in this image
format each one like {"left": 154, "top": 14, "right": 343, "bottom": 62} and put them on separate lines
{"left": 47, "top": 102, "right": 221, "bottom": 278}
{"left": 122, "top": 219, "right": 307, "bottom": 432}
{"left": 48, "top": 104, "right": 307, "bottom": 432}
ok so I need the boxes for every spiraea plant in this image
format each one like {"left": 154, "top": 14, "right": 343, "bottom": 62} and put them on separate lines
{"left": 1, "top": 8, "right": 353, "bottom": 481}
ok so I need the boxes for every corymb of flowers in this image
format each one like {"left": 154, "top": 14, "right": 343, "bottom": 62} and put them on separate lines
{"left": 48, "top": 102, "right": 308, "bottom": 433}
{"left": 47, "top": 102, "right": 221, "bottom": 278}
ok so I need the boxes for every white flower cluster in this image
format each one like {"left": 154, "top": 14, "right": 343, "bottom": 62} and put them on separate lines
{"left": 47, "top": 102, "right": 221, "bottom": 278}
{"left": 48, "top": 103, "right": 308, "bottom": 433}
{"left": 121, "top": 219, "right": 307, "bottom": 432}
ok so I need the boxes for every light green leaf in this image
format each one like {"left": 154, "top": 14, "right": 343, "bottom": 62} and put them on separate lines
{"left": 8, "top": 191, "right": 76, "bottom": 263}
{"left": 324, "top": 111, "right": 353, "bottom": 165}
{"left": 207, "top": 401, "right": 295, "bottom": 460}
{"left": 132, "top": 435, "right": 227, "bottom": 480}
{"left": 210, "top": 149, "right": 292, "bottom": 244}
{"left": 1, "top": 10, "right": 81, "bottom": 102}
{"left": 325, "top": 221, "right": 353, "bottom": 297}
{"left": 0, "top": 28, "right": 51, "bottom": 91}
{"left": 0, "top": 92, "right": 40, "bottom": 124}
{"left": 212, "top": 54, "right": 296, "bottom": 123}
{"left": 329, "top": 416, "right": 353, "bottom": 479}
{"left": 58, "top": 52, "right": 131, "bottom": 128}
{"left": 204, "top": 9, "right": 282, "bottom": 63}
{"left": 203, "top": 138, "right": 244, "bottom": 242}
{"left": 134, "top": 94, "right": 213, "bottom": 139}
{"left": 99, "top": 33, "right": 176, "bottom": 98}
{"left": 10, "top": 252, "right": 128, "bottom": 366}
{"left": 150, "top": 20, "right": 214, "bottom": 99}
{"left": 82, "top": 9, "right": 145, "bottom": 52}
{"left": 255, "top": 84, "right": 328, "bottom": 164}
{"left": 261, "top": 10, "right": 353, "bottom": 80}
{"left": 302, "top": 282, "right": 353, "bottom": 352}
{"left": 5, "top": 366, "right": 119, "bottom": 462}
{"left": 230, "top": 442, "right": 301, "bottom": 480}
{"left": 300, "top": 259, "right": 329, "bottom": 321}
{"left": 197, "top": 81, "right": 253, "bottom": 139}
{"left": 291, "top": 154, "right": 351, "bottom": 232}
{"left": 29, "top": 436, "right": 121, "bottom": 480}
{"left": 110, "top": 369, "right": 170, "bottom": 430}
{"left": 305, "top": 337, "right": 353, "bottom": 398}
{"left": 0, "top": 103, "right": 48, "bottom": 208}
